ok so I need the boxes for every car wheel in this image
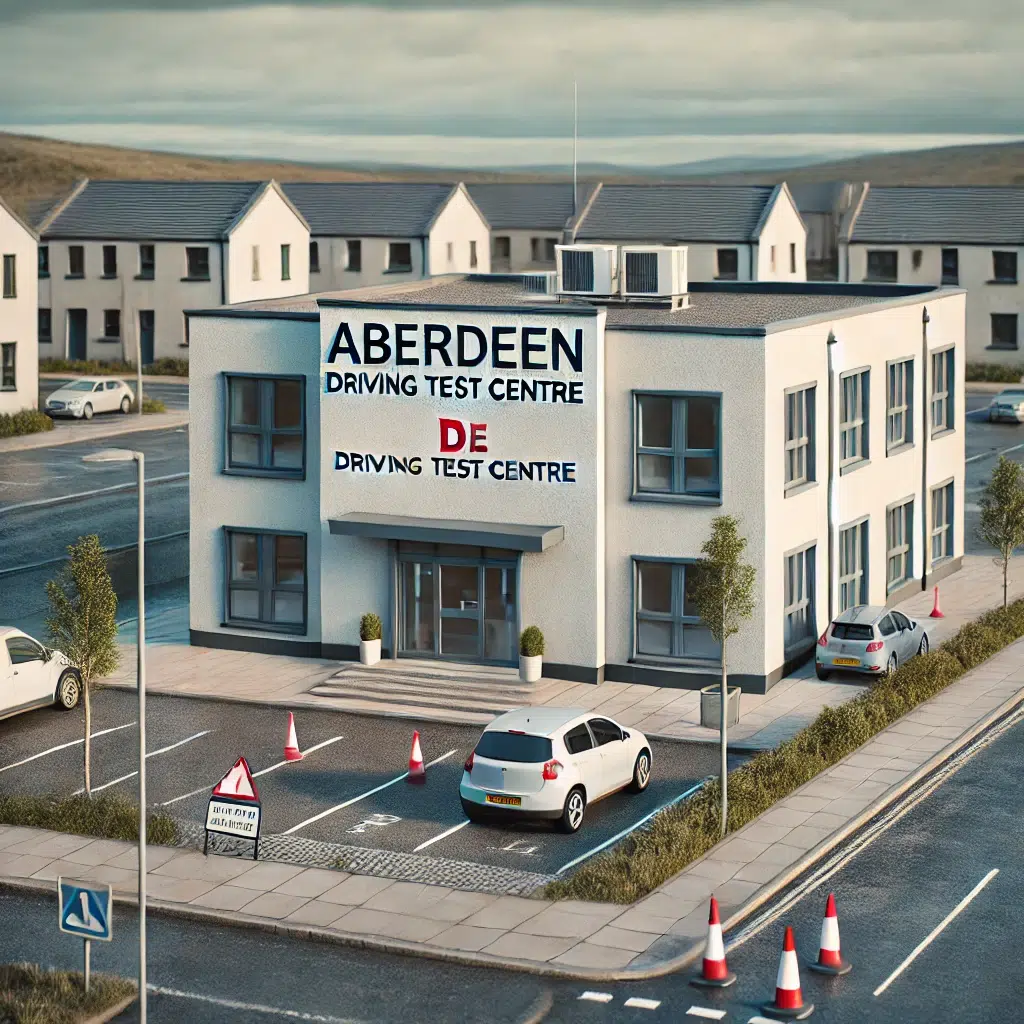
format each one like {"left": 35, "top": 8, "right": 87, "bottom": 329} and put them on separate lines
{"left": 56, "top": 670, "right": 82, "bottom": 710}
{"left": 82, "top": 403, "right": 93, "bottom": 420}
{"left": 120, "top": 396, "right": 131, "bottom": 414}
{"left": 559, "top": 787, "right": 586, "bottom": 834}
{"left": 885, "top": 653, "right": 898, "bottom": 678}
{"left": 628, "top": 749, "right": 652, "bottom": 794}
{"left": 816, "top": 665, "right": 831, "bottom": 681}
{"left": 918, "top": 634, "right": 929, "bottom": 656}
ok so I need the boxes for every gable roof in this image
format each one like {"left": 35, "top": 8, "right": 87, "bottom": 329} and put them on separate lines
{"left": 466, "top": 182, "right": 599, "bottom": 231}
{"left": 281, "top": 182, "right": 459, "bottom": 237}
{"left": 573, "top": 184, "right": 779, "bottom": 243}
{"left": 848, "top": 186, "right": 1024, "bottom": 245}
{"left": 0, "top": 195, "right": 38, "bottom": 241}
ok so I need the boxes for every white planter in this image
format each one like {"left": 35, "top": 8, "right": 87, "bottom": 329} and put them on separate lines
{"left": 359, "top": 638, "right": 381, "bottom": 666}
{"left": 519, "top": 654, "right": 542, "bottom": 683}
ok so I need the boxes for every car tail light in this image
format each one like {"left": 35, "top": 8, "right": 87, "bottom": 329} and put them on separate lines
{"left": 542, "top": 759, "right": 563, "bottom": 781}
{"left": 818, "top": 630, "right": 830, "bottom": 647}
{"left": 463, "top": 751, "right": 475, "bottom": 773}
{"left": 865, "top": 640, "right": 884, "bottom": 653}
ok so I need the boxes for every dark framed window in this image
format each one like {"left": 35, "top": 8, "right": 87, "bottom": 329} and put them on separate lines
{"left": 789, "top": 242, "right": 797, "bottom": 273}
{"left": 309, "top": 240, "right": 320, "bottom": 274}
{"left": 785, "top": 384, "right": 815, "bottom": 490}
{"left": 866, "top": 250, "right": 897, "bottom": 282}
{"left": 225, "top": 374, "right": 305, "bottom": 478}
{"left": 784, "top": 543, "right": 816, "bottom": 652}
{"left": 388, "top": 241, "right": 412, "bottom": 272}
{"left": 251, "top": 245, "right": 261, "bottom": 281}
{"left": 38, "top": 246, "right": 49, "bottom": 277}
{"left": 469, "top": 240, "right": 478, "bottom": 269}
{"left": 588, "top": 718, "right": 623, "bottom": 745}
{"left": 0, "top": 342, "right": 15, "bottom": 390}
{"left": 543, "top": 238, "right": 557, "bottom": 262}
{"left": 138, "top": 244, "right": 155, "bottom": 279}
{"left": 563, "top": 724, "right": 593, "bottom": 754}
{"left": 103, "top": 309, "right": 121, "bottom": 340}
{"left": 102, "top": 245, "right": 117, "bottom": 277}
{"left": 716, "top": 248, "right": 739, "bottom": 280}
{"left": 991, "top": 313, "right": 1018, "bottom": 351}
{"left": 886, "top": 358, "right": 913, "bottom": 451}
{"left": 930, "top": 481, "right": 954, "bottom": 565}
{"left": 38, "top": 308, "right": 52, "bottom": 343}
{"left": 634, "top": 391, "right": 720, "bottom": 500}
{"left": 886, "top": 499, "right": 913, "bottom": 591}
{"left": 839, "top": 369, "right": 869, "bottom": 466}
{"left": 992, "top": 250, "right": 1018, "bottom": 283}
{"left": 185, "top": 246, "right": 210, "bottom": 280}
{"left": 911, "top": 249, "right": 923, "bottom": 270}
{"left": 280, "top": 243, "right": 291, "bottom": 281}
{"left": 941, "top": 248, "right": 958, "bottom": 284}
{"left": 346, "top": 239, "right": 362, "bottom": 272}
{"left": 68, "top": 245, "right": 84, "bottom": 278}
{"left": 634, "top": 559, "right": 720, "bottom": 662}
{"left": 930, "top": 347, "right": 954, "bottom": 434}
{"left": 224, "top": 529, "right": 307, "bottom": 633}
{"left": 1, "top": 254, "right": 14, "bottom": 298}
{"left": 838, "top": 519, "right": 868, "bottom": 613}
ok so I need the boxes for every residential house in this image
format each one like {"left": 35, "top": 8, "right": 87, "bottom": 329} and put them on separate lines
{"left": 0, "top": 196, "right": 39, "bottom": 416}
{"left": 788, "top": 182, "right": 866, "bottom": 280}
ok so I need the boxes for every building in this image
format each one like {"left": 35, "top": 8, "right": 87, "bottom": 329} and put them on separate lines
{"left": 186, "top": 258, "right": 964, "bottom": 694}
{"left": 35, "top": 179, "right": 310, "bottom": 364}
{"left": 840, "top": 186, "right": 1024, "bottom": 366}
{"left": 282, "top": 182, "right": 491, "bottom": 292}
{"left": 0, "top": 196, "right": 39, "bottom": 416}
{"left": 569, "top": 183, "right": 808, "bottom": 282}
{"left": 788, "top": 182, "right": 866, "bottom": 281}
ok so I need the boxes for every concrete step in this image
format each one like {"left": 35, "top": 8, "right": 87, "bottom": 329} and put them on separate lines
{"left": 318, "top": 673, "right": 533, "bottom": 701}
{"left": 308, "top": 679, "right": 530, "bottom": 714}
{"left": 302, "top": 695, "right": 496, "bottom": 725}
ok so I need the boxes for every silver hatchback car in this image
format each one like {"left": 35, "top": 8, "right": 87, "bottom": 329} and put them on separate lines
{"left": 816, "top": 605, "right": 928, "bottom": 681}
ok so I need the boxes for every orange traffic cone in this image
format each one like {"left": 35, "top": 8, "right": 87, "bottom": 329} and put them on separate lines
{"left": 808, "top": 893, "right": 851, "bottom": 976}
{"left": 762, "top": 926, "right": 814, "bottom": 1019}
{"left": 407, "top": 730, "right": 425, "bottom": 783}
{"left": 691, "top": 895, "right": 736, "bottom": 988}
{"left": 929, "top": 585, "right": 945, "bottom": 618}
{"left": 284, "top": 712, "right": 303, "bottom": 762}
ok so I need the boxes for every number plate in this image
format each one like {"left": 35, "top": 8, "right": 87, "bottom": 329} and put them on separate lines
{"left": 833, "top": 657, "right": 860, "bottom": 667}
{"left": 485, "top": 794, "right": 522, "bottom": 807}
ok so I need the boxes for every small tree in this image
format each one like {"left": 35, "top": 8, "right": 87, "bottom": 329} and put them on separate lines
{"left": 45, "top": 535, "right": 120, "bottom": 797}
{"left": 692, "top": 515, "right": 756, "bottom": 838}
{"left": 978, "top": 455, "right": 1024, "bottom": 609}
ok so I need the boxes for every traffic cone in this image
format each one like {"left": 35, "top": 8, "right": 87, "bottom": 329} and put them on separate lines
{"left": 808, "top": 893, "right": 851, "bottom": 976}
{"left": 762, "top": 926, "right": 814, "bottom": 1019}
{"left": 929, "top": 585, "right": 945, "bottom": 618}
{"left": 691, "top": 895, "right": 736, "bottom": 988}
{"left": 284, "top": 712, "right": 303, "bottom": 762}
{"left": 407, "top": 730, "right": 425, "bottom": 783}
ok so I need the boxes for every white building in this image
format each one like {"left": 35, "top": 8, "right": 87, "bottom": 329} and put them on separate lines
{"left": 840, "top": 185, "right": 1024, "bottom": 366}
{"left": 570, "top": 184, "right": 808, "bottom": 283}
{"left": 788, "top": 182, "right": 866, "bottom": 281}
{"left": 186, "top": 264, "right": 964, "bottom": 693}
{"left": 35, "top": 179, "right": 310, "bottom": 364}
{"left": 0, "top": 196, "right": 39, "bottom": 416}
{"left": 281, "top": 182, "right": 491, "bottom": 292}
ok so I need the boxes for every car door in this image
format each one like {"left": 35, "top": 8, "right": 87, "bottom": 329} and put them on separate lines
{"left": 5, "top": 636, "right": 52, "bottom": 706}
{"left": 105, "top": 380, "right": 122, "bottom": 410}
{"left": 587, "top": 717, "right": 631, "bottom": 793}
{"left": 877, "top": 614, "right": 898, "bottom": 662}
{"left": 891, "top": 611, "right": 917, "bottom": 660}
{"left": 91, "top": 381, "right": 106, "bottom": 412}
{"left": 562, "top": 723, "right": 605, "bottom": 798}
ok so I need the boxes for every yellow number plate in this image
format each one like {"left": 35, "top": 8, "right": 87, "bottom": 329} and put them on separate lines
{"left": 485, "top": 794, "right": 522, "bottom": 806}
{"left": 833, "top": 657, "right": 860, "bottom": 667}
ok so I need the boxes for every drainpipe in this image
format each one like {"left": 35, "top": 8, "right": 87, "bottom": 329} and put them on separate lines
{"left": 826, "top": 329, "right": 838, "bottom": 623}
{"left": 219, "top": 241, "right": 226, "bottom": 305}
{"left": 921, "top": 306, "right": 930, "bottom": 591}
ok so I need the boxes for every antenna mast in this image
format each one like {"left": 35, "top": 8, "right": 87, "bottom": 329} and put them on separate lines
{"left": 572, "top": 79, "right": 578, "bottom": 216}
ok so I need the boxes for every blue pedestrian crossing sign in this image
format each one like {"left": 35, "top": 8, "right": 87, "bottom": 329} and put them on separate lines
{"left": 58, "top": 878, "right": 112, "bottom": 941}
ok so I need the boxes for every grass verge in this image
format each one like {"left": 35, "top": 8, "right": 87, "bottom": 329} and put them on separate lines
{"left": 966, "top": 361, "right": 1024, "bottom": 384}
{"left": 0, "top": 410, "right": 54, "bottom": 439}
{"left": 39, "top": 358, "right": 188, "bottom": 378}
{"left": 545, "top": 603, "right": 1024, "bottom": 903}
{"left": 0, "top": 962, "right": 136, "bottom": 1024}
{"left": 129, "top": 397, "right": 167, "bottom": 414}
{"left": 0, "top": 793, "right": 177, "bottom": 847}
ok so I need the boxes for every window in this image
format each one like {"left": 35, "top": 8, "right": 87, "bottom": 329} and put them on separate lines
{"left": 563, "top": 724, "right": 594, "bottom": 754}
{"left": 911, "top": 249, "right": 923, "bottom": 271}
{"left": 930, "top": 482, "right": 954, "bottom": 565}
{"left": 103, "top": 310, "right": 121, "bottom": 340}
{"left": 886, "top": 359, "right": 913, "bottom": 451}
{"left": 930, "top": 348, "right": 954, "bottom": 434}
{"left": 0, "top": 343, "right": 15, "bottom": 390}
{"left": 309, "top": 240, "right": 320, "bottom": 274}
{"left": 634, "top": 392, "right": 720, "bottom": 499}
{"left": 878, "top": 614, "right": 897, "bottom": 637}
{"left": 941, "top": 248, "right": 959, "bottom": 284}
{"left": 993, "top": 250, "right": 1018, "bottom": 283}
{"left": 866, "top": 250, "right": 897, "bottom": 282}
{"left": 635, "top": 560, "right": 720, "bottom": 661}
{"left": 5, "top": 636, "right": 44, "bottom": 664}
{"left": 280, "top": 243, "right": 291, "bottom": 281}
{"left": 469, "top": 240, "right": 478, "bottom": 269}
{"left": 387, "top": 241, "right": 412, "bottom": 272}
{"left": 991, "top": 313, "right": 1018, "bottom": 351}
{"left": 1, "top": 254, "right": 14, "bottom": 298}
{"left": 588, "top": 718, "right": 622, "bottom": 746}
{"left": 886, "top": 500, "right": 913, "bottom": 591}
{"left": 784, "top": 545, "right": 816, "bottom": 652}
{"left": 138, "top": 244, "right": 155, "bottom": 279}
{"left": 892, "top": 611, "right": 912, "bottom": 631}
{"left": 105, "top": 380, "right": 120, "bottom": 390}
{"left": 838, "top": 520, "right": 868, "bottom": 613}
{"left": 186, "top": 247, "right": 210, "bottom": 280}
{"left": 38, "top": 308, "right": 52, "bottom": 343}
{"left": 784, "top": 385, "right": 815, "bottom": 490}
{"left": 346, "top": 239, "right": 362, "bottom": 272}
{"left": 102, "top": 245, "right": 117, "bottom": 277}
{"left": 839, "top": 369, "right": 869, "bottom": 466}
{"left": 38, "top": 246, "right": 49, "bottom": 277}
{"left": 543, "top": 238, "right": 557, "bottom": 262}
{"left": 447, "top": 241, "right": 455, "bottom": 265}
{"left": 225, "top": 375, "right": 305, "bottom": 477}
{"left": 225, "top": 530, "right": 307, "bottom": 632}
{"left": 475, "top": 732, "right": 552, "bottom": 762}
{"left": 68, "top": 246, "right": 84, "bottom": 278}
{"left": 530, "top": 237, "right": 542, "bottom": 263}
{"left": 789, "top": 242, "right": 797, "bottom": 273}
{"left": 251, "top": 245, "right": 261, "bottom": 281}
{"left": 770, "top": 245, "right": 776, "bottom": 271}
{"left": 716, "top": 248, "right": 739, "bottom": 280}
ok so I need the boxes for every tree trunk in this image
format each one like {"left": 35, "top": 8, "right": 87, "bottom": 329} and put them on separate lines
{"left": 83, "top": 681, "right": 92, "bottom": 798}
{"left": 1004, "top": 553, "right": 1009, "bottom": 610}
{"left": 720, "top": 636, "right": 728, "bottom": 839}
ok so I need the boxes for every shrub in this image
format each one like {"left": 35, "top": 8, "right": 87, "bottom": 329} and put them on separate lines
{"left": 519, "top": 625, "right": 544, "bottom": 658}
{"left": 359, "top": 612, "right": 382, "bottom": 642}
{"left": 941, "top": 622, "right": 1012, "bottom": 671}
{"left": 129, "top": 396, "right": 167, "bottom": 414}
{"left": 0, "top": 793, "right": 177, "bottom": 846}
{"left": 39, "top": 357, "right": 188, "bottom": 377}
{"left": 0, "top": 409, "right": 54, "bottom": 438}
{"left": 0, "top": 963, "right": 137, "bottom": 1024}
{"left": 979, "top": 598, "right": 1024, "bottom": 640}
{"left": 966, "top": 361, "right": 1024, "bottom": 383}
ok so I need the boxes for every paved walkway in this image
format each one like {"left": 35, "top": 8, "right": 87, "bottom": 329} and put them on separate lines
{"left": 0, "top": 411, "right": 188, "bottom": 453}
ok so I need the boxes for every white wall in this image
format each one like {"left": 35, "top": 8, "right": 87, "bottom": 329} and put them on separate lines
{"left": 0, "top": 205, "right": 38, "bottom": 415}
{"left": 426, "top": 187, "right": 491, "bottom": 276}
{"left": 490, "top": 229, "right": 562, "bottom": 273}
{"left": 755, "top": 190, "right": 808, "bottom": 281}
{"left": 308, "top": 236, "right": 426, "bottom": 292}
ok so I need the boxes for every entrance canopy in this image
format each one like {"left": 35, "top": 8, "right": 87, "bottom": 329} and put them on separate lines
{"left": 327, "top": 513, "right": 564, "bottom": 553}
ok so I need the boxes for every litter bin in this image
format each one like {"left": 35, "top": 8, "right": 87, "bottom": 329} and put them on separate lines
{"left": 700, "top": 684, "right": 741, "bottom": 729}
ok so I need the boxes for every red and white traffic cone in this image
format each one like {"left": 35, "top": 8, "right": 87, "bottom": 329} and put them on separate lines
{"left": 691, "top": 895, "right": 736, "bottom": 988}
{"left": 930, "top": 585, "right": 945, "bottom": 619}
{"left": 807, "top": 892, "right": 851, "bottom": 976}
{"left": 407, "top": 730, "right": 425, "bottom": 783}
{"left": 762, "top": 926, "right": 814, "bottom": 1019}
{"left": 284, "top": 712, "right": 303, "bottom": 762}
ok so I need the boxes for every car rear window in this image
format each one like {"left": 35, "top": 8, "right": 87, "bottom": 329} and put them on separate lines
{"left": 831, "top": 622, "right": 875, "bottom": 641}
{"left": 475, "top": 731, "right": 552, "bottom": 763}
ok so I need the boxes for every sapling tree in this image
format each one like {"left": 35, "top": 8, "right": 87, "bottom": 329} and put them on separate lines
{"left": 978, "top": 455, "right": 1024, "bottom": 609}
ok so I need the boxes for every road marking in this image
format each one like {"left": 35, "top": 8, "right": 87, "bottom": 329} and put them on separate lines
{"left": 625, "top": 996, "right": 662, "bottom": 1009}
{"left": 413, "top": 819, "right": 470, "bottom": 851}
{"left": 554, "top": 779, "right": 708, "bottom": 875}
{"left": 0, "top": 722, "right": 136, "bottom": 775}
{"left": 73, "top": 730, "right": 211, "bottom": 795}
{"left": 687, "top": 1008, "right": 726, "bottom": 1020}
{"left": 0, "top": 472, "right": 188, "bottom": 514}
{"left": 158, "top": 734, "right": 344, "bottom": 807}
{"left": 347, "top": 813, "right": 401, "bottom": 834}
{"left": 147, "top": 984, "right": 366, "bottom": 1022}
{"left": 965, "top": 441, "right": 1024, "bottom": 465}
{"left": 578, "top": 991, "right": 614, "bottom": 1003}
{"left": 748, "top": 1017, "right": 780, "bottom": 1024}
{"left": 873, "top": 868, "right": 999, "bottom": 997}
{"left": 282, "top": 749, "right": 458, "bottom": 835}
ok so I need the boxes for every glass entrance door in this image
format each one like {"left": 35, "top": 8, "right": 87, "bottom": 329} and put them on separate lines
{"left": 439, "top": 565, "right": 480, "bottom": 658}
{"left": 399, "top": 561, "right": 435, "bottom": 653}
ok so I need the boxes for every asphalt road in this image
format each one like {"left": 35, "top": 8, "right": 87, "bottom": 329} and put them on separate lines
{"left": 38, "top": 378, "right": 189, "bottom": 412}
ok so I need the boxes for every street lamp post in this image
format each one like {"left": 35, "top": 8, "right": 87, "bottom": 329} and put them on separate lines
{"left": 82, "top": 448, "right": 146, "bottom": 1022}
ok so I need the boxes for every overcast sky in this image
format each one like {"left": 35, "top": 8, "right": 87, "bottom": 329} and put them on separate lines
{"left": 1, "top": 1, "right": 1021, "bottom": 168}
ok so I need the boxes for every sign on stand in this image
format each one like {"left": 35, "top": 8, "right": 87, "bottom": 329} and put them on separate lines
{"left": 58, "top": 877, "right": 112, "bottom": 993}
{"left": 205, "top": 756, "right": 262, "bottom": 860}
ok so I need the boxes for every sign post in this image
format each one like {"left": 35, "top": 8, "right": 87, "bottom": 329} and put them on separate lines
{"left": 204, "top": 756, "right": 262, "bottom": 860}
{"left": 58, "top": 878, "right": 112, "bottom": 992}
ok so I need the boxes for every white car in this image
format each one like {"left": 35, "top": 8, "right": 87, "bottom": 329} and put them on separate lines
{"left": 45, "top": 378, "right": 135, "bottom": 420}
{"left": 460, "top": 708, "right": 652, "bottom": 833}
{"left": 0, "top": 627, "right": 82, "bottom": 721}
{"left": 988, "top": 388, "right": 1024, "bottom": 423}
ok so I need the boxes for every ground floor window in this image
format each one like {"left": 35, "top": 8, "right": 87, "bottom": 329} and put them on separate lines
{"left": 838, "top": 520, "right": 868, "bottom": 612}
{"left": 887, "top": 499, "right": 914, "bottom": 590}
{"left": 634, "top": 559, "right": 720, "bottom": 662}
{"left": 784, "top": 545, "right": 815, "bottom": 652}
{"left": 224, "top": 529, "right": 306, "bottom": 633}
{"left": 931, "top": 482, "right": 954, "bottom": 565}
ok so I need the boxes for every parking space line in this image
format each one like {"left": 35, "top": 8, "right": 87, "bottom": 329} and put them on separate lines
{"left": 412, "top": 819, "right": 471, "bottom": 852}
{"left": 624, "top": 997, "right": 661, "bottom": 1009}
{"left": 147, "top": 984, "right": 366, "bottom": 1022}
{"left": 0, "top": 722, "right": 136, "bottom": 775}
{"left": 157, "top": 735, "right": 344, "bottom": 808}
{"left": 966, "top": 441, "right": 1024, "bottom": 464}
{"left": 282, "top": 749, "right": 459, "bottom": 836}
{"left": 73, "top": 730, "right": 212, "bottom": 795}
{"left": 687, "top": 1008, "right": 725, "bottom": 1019}
{"left": 578, "top": 991, "right": 614, "bottom": 1003}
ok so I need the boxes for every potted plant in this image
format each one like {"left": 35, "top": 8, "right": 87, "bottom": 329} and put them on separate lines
{"left": 359, "top": 613, "right": 382, "bottom": 666}
{"left": 519, "top": 625, "right": 544, "bottom": 683}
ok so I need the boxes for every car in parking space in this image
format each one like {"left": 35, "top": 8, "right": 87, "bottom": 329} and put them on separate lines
{"left": 0, "top": 627, "right": 82, "bottom": 721}
{"left": 815, "top": 605, "right": 928, "bottom": 681}
{"left": 459, "top": 707, "right": 652, "bottom": 833}
{"left": 45, "top": 378, "right": 135, "bottom": 420}
{"left": 988, "top": 388, "right": 1024, "bottom": 423}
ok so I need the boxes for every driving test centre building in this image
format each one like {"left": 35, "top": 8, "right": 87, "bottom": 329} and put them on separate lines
{"left": 187, "top": 266, "right": 965, "bottom": 694}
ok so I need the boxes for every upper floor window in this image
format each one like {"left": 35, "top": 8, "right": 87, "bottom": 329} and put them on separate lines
{"left": 469, "top": 240, "right": 478, "bottom": 270}
{"left": 634, "top": 559, "right": 720, "bottom": 662}
{"left": 941, "top": 248, "right": 959, "bottom": 285}
{"left": 225, "top": 529, "right": 307, "bottom": 633}
{"left": 388, "top": 242, "right": 412, "bottom": 273}
{"left": 186, "top": 246, "right": 210, "bottom": 280}
{"left": 0, "top": 343, "right": 15, "bottom": 390}
{"left": 102, "top": 245, "right": 117, "bottom": 277}
{"left": 930, "top": 347, "right": 954, "bottom": 434}
{"left": 716, "top": 248, "right": 739, "bottom": 280}
{"left": 280, "top": 243, "right": 291, "bottom": 281}
{"left": 309, "top": 240, "right": 320, "bottom": 274}
{"left": 1, "top": 254, "right": 14, "bottom": 298}
{"left": 866, "top": 250, "right": 897, "bottom": 282}
{"left": 886, "top": 358, "right": 913, "bottom": 451}
{"left": 38, "top": 246, "right": 49, "bottom": 278}
{"left": 138, "top": 244, "right": 155, "bottom": 279}
{"left": 225, "top": 374, "right": 305, "bottom": 478}
{"left": 839, "top": 369, "right": 869, "bottom": 467}
{"left": 67, "top": 246, "right": 85, "bottom": 278}
{"left": 789, "top": 242, "right": 797, "bottom": 273}
{"left": 993, "top": 250, "right": 1018, "bottom": 283}
{"left": 346, "top": 239, "right": 362, "bottom": 272}
{"left": 784, "top": 384, "right": 815, "bottom": 491}
{"left": 991, "top": 313, "right": 1019, "bottom": 351}
{"left": 251, "top": 245, "right": 261, "bottom": 281}
{"left": 634, "top": 392, "right": 720, "bottom": 501}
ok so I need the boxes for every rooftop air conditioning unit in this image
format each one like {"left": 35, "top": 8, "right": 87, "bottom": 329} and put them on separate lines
{"left": 620, "top": 246, "right": 688, "bottom": 298}
{"left": 555, "top": 244, "right": 618, "bottom": 296}
{"left": 522, "top": 271, "right": 557, "bottom": 295}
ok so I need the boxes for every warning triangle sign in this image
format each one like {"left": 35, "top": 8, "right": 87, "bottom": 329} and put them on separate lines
{"left": 212, "top": 756, "right": 259, "bottom": 802}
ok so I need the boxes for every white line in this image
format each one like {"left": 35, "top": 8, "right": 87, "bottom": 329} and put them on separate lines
{"left": 966, "top": 441, "right": 1024, "bottom": 464}
{"left": 0, "top": 472, "right": 188, "bottom": 514}
{"left": 747, "top": 1017, "right": 780, "bottom": 1024}
{"left": 413, "top": 818, "right": 471, "bottom": 852}
{"left": 872, "top": 868, "right": 999, "bottom": 997}
{"left": 147, "top": 984, "right": 366, "bottom": 1022}
{"left": 282, "top": 749, "right": 458, "bottom": 836}
{"left": 73, "top": 730, "right": 211, "bottom": 795}
{"left": 625, "top": 996, "right": 662, "bottom": 1010}
{"left": 555, "top": 779, "right": 708, "bottom": 875}
{"left": 157, "top": 735, "right": 344, "bottom": 807}
{"left": 578, "top": 991, "right": 614, "bottom": 1003}
{"left": 687, "top": 1008, "right": 726, "bottom": 1020}
{"left": 0, "top": 722, "right": 136, "bottom": 775}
